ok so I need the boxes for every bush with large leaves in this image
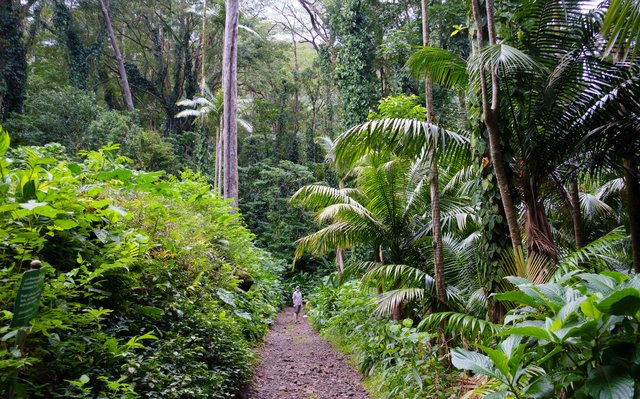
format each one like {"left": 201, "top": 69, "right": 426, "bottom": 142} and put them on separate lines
{"left": 452, "top": 272, "right": 640, "bottom": 398}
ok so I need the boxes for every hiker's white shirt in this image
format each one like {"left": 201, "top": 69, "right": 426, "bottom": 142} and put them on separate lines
{"left": 293, "top": 291, "right": 302, "bottom": 306}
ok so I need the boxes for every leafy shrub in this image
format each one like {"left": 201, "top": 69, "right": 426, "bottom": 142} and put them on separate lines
{"left": 452, "top": 272, "right": 640, "bottom": 398}
{"left": 6, "top": 86, "right": 98, "bottom": 150}
{"left": 87, "top": 112, "right": 178, "bottom": 174}
{"left": 0, "top": 127, "right": 283, "bottom": 398}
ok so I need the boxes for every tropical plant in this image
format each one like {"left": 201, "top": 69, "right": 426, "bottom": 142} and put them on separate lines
{"left": 0, "top": 129, "right": 283, "bottom": 398}
{"left": 452, "top": 271, "right": 640, "bottom": 398}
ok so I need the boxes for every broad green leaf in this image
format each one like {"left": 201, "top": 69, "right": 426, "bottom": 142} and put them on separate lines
{"left": 596, "top": 288, "right": 640, "bottom": 317}
{"left": 522, "top": 375, "right": 554, "bottom": 398}
{"left": 67, "top": 163, "right": 83, "bottom": 175}
{"left": 504, "top": 326, "right": 551, "bottom": 341}
{"left": 557, "top": 298, "right": 586, "bottom": 323}
{"left": 53, "top": 219, "right": 79, "bottom": 230}
{"left": 479, "top": 345, "right": 511, "bottom": 380}
{"left": 21, "top": 179, "right": 36, "bottom": 200}
{"left": 580, "top": 296, "right": 602, "bottom": 320}
{"left": 580, "top": 273, "right": 616, "bottom": 295}
{"left": 494, "top": 290, "right": 540, "bottom": 308}
{"left": 19, "top": 201, "right": 48, "bottom": 210}
{"left": 33, "top": 205, "right": 62, "bottom": 218}
{"left": 600, "top": 270, "right": 630, "bottom": 283}
{"left": 451, "top": 348, "right": 500, "bottom": 379}
{"left": 586, "top": 366, "right": 634, "bottom": 399}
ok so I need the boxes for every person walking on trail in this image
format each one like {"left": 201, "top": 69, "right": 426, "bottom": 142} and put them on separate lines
{"left": 292, "top": 286, "right": 303, "bottom": 322}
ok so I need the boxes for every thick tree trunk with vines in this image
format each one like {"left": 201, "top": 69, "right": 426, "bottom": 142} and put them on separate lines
{"left": 98, "top": 0, "right": 134, "bottom": 112}
{"left": 624, "top": 157, "right": 640, "bottom": 273}
{"left": 471, "top": 0, "right": 522, "bottom": 254}
{"left": 222, "top": 0, "right": 239, "bottom": 208}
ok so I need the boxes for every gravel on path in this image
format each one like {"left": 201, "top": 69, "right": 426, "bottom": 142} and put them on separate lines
{"left": 247, "top": 307, "right": 371, "bottom": 399}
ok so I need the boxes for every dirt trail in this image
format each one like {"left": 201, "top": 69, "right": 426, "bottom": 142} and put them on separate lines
{"left": 247, "top": 307, "right": 371, "bottom": 399}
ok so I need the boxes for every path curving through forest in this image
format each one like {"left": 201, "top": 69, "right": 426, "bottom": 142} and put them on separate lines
{"left": 247, "top": 307, "right": 371, "bottom": 399}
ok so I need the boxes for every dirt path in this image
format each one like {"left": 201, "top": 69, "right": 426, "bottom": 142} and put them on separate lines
{"left": 247, "top": 307, "right": 371, "bottom": 399}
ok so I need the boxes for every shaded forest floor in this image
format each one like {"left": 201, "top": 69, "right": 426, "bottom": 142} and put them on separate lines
{"left": 247, "top": 307, "right": 371, "bottom": 399}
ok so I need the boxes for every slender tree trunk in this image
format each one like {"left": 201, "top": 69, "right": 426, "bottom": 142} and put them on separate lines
{"left": 570, "top": 178, "right": 586, "bottom": 249}
{"left": 200, "top": 0, "right": 206, "bottom": 92}
{"left": 216, "top": 118, "right": 223, "bottom": 196}
{"left": 98, "top": 0, "right": 134, "bottom": 112}
{"left": 222, "top": 0, "right": 239, "bottom": 208}
{"left": 471, "top": 0, "right": 522, "bottom": 254}
{"left": 624, "top": 157, "right": 640, "bottom": 273}
{"left": 422, "top": 0, "right": 446, "bottom": 309}
{"left": 291, "top": 29, "right": 300, "bottom": 139}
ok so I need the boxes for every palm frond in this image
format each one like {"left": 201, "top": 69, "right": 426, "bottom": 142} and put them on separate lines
{"left": 238, "top": 119, "right": 253, "bottom": 133}
{"left": 293, "top": 221, "right": 372, "bottom": 259}
{"left": 417, "top": 311, "right": 502, "bottom": 340}
{"left": 580, "top": 192, "right": 614, "bottom": 220}
{"left": 596, "top": 177, "right": 625, "bottom": 200}
{"left": 406, "top": 47, "right": 469, "bottom": 90}
{"left": 239, "top": 24, "right": 263, "bottom": 40}
{"left": 176, "top": 97, "right": 213, "bottom": 108}
{"left": 478, "top": 43, "right": 545, "bottom": 76}
{"left": 362, "top": 263, "right": 428, "bottom": 286}
{"left": 314, "top": 203, "right": 381, "bottom": 228}
{"left": 553, "top": 226, "right": 629, "bottom": 278}
{"left": 375, "top": 288, "right": 426, "bottom": 316}
{"left": 333, "top": 118, "right": 470, "bottom": 171}
{"left": 602, "top": 0, "right": 640, "bottom": 61}
{"left": 175, "top": 109, "right": 207, "bottom": 118}
{"left": 291, "top": 184, "right": 359, "bottom": 209}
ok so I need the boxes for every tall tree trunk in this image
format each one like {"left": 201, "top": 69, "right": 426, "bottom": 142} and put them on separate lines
{"left": 624, "top": 157, "right": 640, "bottom": 273}
{"left": 98, "top": 0, "right": 134, "bottom": 112}
{"left": 216, "top": 118, "right": 223, "bottom": 196}
{"left": 200, "top": 0, "right": 207, "bottom": 92}
{"left": 222, "top": 0, "right": 239, "bottom": 208}
{"left": 471, "top": 0, "right": 522, "bottom": 254}
{"left": 422, "top": 0, "right": 446, "bottom": 309}
{"left": 570, "top": 178, "right": 586, "bottom": 249}
{"left": 291, "top": 29, "right": 300, "bottom": 140}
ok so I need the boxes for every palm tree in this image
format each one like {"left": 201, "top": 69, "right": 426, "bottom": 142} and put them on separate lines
{"left": 292, "top": 151, "right": 472, "bottom": 319}
{"left": 409, "top": 0, "right": 639, "bottom": 261}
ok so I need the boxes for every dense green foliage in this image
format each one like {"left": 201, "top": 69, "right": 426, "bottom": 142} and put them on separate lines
{"left": 0, "top": 130, "right": 283, "bottom": 398}
{"left": 2, "top": 0, "right": 640, "bottom": 398}
{"left": 452, "top": 272, "right": 640, "bottom": 398}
